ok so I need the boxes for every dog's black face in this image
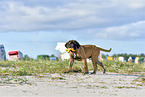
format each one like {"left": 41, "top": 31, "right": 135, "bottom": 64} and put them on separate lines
{"left": 65, "top": 40, "right": 80, "bottom": 50}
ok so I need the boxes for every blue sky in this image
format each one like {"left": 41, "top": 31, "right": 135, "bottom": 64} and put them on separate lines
{"left": 0, "top": 0, "right": 145, "bottom": 59}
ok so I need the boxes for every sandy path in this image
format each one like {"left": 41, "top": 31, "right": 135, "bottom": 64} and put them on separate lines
{"left": 0, "top": 72, "right": 145, "bottom": 97}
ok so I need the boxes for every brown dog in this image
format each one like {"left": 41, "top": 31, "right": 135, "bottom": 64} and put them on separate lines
{"left": 64, "top": 40, "right": 112, "bottom": 74}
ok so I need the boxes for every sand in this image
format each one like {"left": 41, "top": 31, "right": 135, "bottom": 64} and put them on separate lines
{"left": 0, "top": 72, "right": 145, "bottom": 97}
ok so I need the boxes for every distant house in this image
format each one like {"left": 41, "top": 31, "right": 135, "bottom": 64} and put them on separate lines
{"left": 0, "top": 44, "right": 6, "bottom": 61}
{"left": 8, "top": 51, "right": 23, "bottom": 61}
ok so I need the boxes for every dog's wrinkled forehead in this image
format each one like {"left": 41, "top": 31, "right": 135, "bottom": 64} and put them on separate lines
{"left": 68, "top": 40, "right": 76, "bottom": 44}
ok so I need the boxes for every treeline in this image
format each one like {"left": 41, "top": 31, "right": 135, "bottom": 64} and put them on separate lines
{"left": 23, "top": 53, "right": 145, "bottom": 61}
{"left": 102, "top": 53, "right": 145, "bottom": 61}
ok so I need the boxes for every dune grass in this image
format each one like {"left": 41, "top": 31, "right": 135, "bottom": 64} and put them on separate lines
{"left": 0, "top": 60, "right": 69, "bottom": 76}
{"left": 0, "top": 60, "right": 145, "bottom": 76}
{"left": 103, "top": 60, "right": 145, "bottom": 75}
{"left": 0, "top": 60, "right": 145, "bottom": 85}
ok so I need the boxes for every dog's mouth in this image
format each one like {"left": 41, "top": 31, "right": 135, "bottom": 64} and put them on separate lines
{"left": 66, "top": 48, "right": 76, "bottom": 53}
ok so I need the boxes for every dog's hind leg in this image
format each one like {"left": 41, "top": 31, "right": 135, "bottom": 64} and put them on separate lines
{"left": 91, "top": 57, "right": 98, "bottom": 74}
{"left": 97, "top": 60, "right": 106, "bottom": 74}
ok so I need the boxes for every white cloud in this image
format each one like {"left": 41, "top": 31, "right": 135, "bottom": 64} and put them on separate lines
{"left": 0, "top": 0, "right": 145, "bottom": 41}
{"left": 90, "top": 20, "right": 145, "bottom": 40}
{"left": 128, "top": 0, "right": 145, "bottom": 9}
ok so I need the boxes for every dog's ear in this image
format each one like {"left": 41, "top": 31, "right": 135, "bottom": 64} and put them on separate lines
{"left": 65, "top": 41, "right": 70, "bottom": 48}
{"left": 74, "top": 40, "right": 80, "bottom": 49}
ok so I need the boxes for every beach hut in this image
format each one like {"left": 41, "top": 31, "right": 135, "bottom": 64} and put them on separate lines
{"left": 135, "top": 57, "right": 139, "bottom": 64}
{"left": 107, "top": 56, "right": 113, "bottom": 60}
{"left": 118, "top": 57, "right": 124, "bottom": 62}
{"left": 135, "top": 57, "right": 144, "bottom": 64}
{"left": 0, "top": 44, "right": 6, "bottom": 60}
{"left": 138, "top": 57, "right": 144, "bottom": 64}
{"left": 128, "top": 56, "right": 135, "bottom": 63}
{"left": 8, "top": 51, "right": 23, "bottom": 61}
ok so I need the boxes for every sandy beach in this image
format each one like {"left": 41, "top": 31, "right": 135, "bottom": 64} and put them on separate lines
{"left": 0, "top": 72, "right": 145, "bottom": 97}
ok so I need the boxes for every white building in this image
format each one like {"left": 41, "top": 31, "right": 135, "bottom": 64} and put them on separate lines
{"left": 0, "top": 44, "right": 6, "bottom": 60}
{"left": 55, "top": 42, "right": 70, "bottom": 60}
{"left": 8, "top": 51, "right": 23, "bottom": 61}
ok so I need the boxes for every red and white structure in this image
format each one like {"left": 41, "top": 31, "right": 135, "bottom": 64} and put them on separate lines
{"left": 8, "top": 51, "right": 23, "bottom": 61}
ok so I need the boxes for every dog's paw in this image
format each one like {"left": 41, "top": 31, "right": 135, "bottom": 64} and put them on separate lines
{"left": 83, "top": 72, "right": 89, "bottom": 74}
{"left": 90, "top": 72, "right": 96, "bottom": 75}
{"left": 64, "top": 71, "right": 70, "bottom": 73}
{"left": 103, "top": 69, "right": 106, "bottom": 74}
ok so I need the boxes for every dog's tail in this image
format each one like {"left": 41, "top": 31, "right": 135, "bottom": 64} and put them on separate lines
{"left": 99, "top": 47, "right": 112, "bottom": 52}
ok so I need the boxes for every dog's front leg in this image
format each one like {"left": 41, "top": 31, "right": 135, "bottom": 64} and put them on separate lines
{"left": 64, "top": 59, "right": 74, "bottom": 73}
{"left": 82, "top": 59, "right": 89, "bottom": 74}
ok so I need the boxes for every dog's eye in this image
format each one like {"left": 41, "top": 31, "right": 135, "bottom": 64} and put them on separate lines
{"left": 68, "top": 43, "right": 71, "bottom": 48}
